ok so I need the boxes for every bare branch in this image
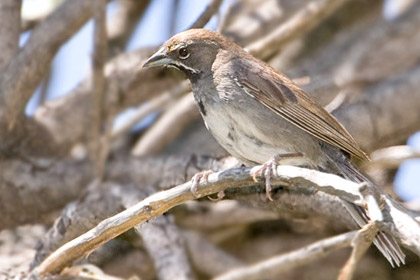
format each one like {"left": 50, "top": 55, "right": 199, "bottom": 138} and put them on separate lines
{"left": 111, "top": 80, "right": 190, "bottom": 142}
{"left": 189, "top": 0, "right": 223, "bottom": 29}
{"left": 0, "top": 0, "right": 21, "bottom": 71}
{"left": 0, "top": 158, "right": 92, "bottom": 230}
{"left": 132, "top": 93, "right": 199, "bottom": 156}
{"left": 108, "top": 0, "right": 151, "bottom": 55}
{"left": 366, "top": 145, "right": 420, "bottom": 170}
{"left": 0, "top": 0, "right": 97, "bottom": 127}
{"left": 135, "top": 216, "right": 195, "bottom": 280}
{"left": 90, "top": 0, "right": 108, "bottom": 177}
{"left": 34, "top": 48, "right": 178, "bottom": 150}
{"left": 333, "top": 65, "right": 420, "bottom": 151}
{"left": 246, "top": 0, "right": 351, "bottom": 59}
{"left": 184, "top": 230, "right": 244, "bottom": 277}
{"left": 338, "top": 223, "right": 378, "bottom": 280}
{"left": 33, "top": 164, "right": 419, "bottom": 276}
{"left": 214, "top": 230, "right": 358, "bottom": 280}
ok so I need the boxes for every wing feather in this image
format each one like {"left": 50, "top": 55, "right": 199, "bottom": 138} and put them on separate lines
{"left": 234, "top": 58, "right": 369, "bottom": 161}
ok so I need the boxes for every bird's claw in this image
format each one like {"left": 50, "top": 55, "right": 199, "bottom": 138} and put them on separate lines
{"left": 191, "top": 170, "right": 214, "bottom": 198}
{"left": 250, "top": 158, "right": 278, "bottom": 202}
{"left": 251, "top": 153, "right": 303, "bottom": 201}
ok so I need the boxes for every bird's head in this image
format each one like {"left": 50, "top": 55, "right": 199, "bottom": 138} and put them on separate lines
{"left": 143, "top": 29, "right": 240, "bottom": 78}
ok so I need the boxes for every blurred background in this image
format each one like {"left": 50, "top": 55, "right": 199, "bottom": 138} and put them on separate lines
{"left": 1, "top": 0, "right": 420, "bottom": 279}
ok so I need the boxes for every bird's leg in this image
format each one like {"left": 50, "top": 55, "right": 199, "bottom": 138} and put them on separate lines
{"left": 190, "top": 170, "right": 214, "bottom": 197}
{"left": 251, "top": 152, "right": 304, "bottom": 201}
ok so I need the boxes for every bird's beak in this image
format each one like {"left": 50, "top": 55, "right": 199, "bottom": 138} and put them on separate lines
{"left": 143, "top": 47, "right": 173, "bottom": 68}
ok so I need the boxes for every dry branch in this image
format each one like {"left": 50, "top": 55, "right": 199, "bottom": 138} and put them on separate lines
{"left": 333, "top": 65, "right": 420, "bottom": 151}
{"left": 0, "top": 0, "right": 21, "bottom": 71}
{"left": 32, "top": 165, "right": 419, "bottom": 276}
{"left": 246, "top": 0, "right": 351, "bottom": 59}
{"left": 214, "top": 230, "right": 358, "bottom": 280}
{"left": 338, "top": 223, "right": 378, "bottom": 280}
{"left": 367, "top": 145, "right": 420, "bottom": 170}
{"left": 189, "top": 0, "right": 223, "bottom": 29}
{"left": 135, "top": 216, "right": 194, "bottom": 280}
{"left": 111, "top": 80, "right": 190, "bottom": 142}
{"left": 90, "top": 0, "right": 108, "bottom": 177}
{"left": 184, "top": 230, "right": 244, "bottom": 277}
{"left": 132, "top": 93, "right": 199, "bottom": 156}
{"left": 108, "top": 0, "right": 151, "bottom": 55}
{"left": 0, "top": 0, "right": 98, "bottom": 127}
{"left": 0, "top": 158, "right": 92, "bottom": 230}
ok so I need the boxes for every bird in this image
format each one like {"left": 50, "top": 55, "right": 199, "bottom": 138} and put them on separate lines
{"left": 143, "top": 28, "right": 405, "bottom": 266}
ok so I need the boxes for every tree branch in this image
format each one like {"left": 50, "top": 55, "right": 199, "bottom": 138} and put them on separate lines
{"left": 214, "top": 230, "right": 358, "bottom": 280}
{"left": 0, "top": 0, "right": 21, "bottom": 71}
{"left": 246, "top": 0, "right": 351, "bottom": 59}
{"left": 189, "top": 0, "right": 223, "bottom": 29}
{"left": 0, "top": 0, "right": 98, "bottom": 128}
{"left": 32, "top": 165, "right": 419, "bottom": 276}
{"left": 132, "top": 93, "right": 199, "bottom": 156}
{"left": 90, "top": 0, "right": 108, "bottom": 177}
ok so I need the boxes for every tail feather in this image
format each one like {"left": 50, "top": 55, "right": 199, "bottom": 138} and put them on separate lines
{"left": 324, "top": 148, "right": 405, "bottom": 266}
{"left": 343, "top": 201, "right": 405, "bottom": 267}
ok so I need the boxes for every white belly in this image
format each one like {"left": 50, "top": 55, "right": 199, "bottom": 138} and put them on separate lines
{"left": 202, "top": 103, "right": 314, "bottom": 166}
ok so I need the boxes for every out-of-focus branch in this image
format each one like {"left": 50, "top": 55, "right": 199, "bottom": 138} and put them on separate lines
{"left": 32, "top": 165, "right": 419, "bottom": 276}
{"left": 246, "top": 0, "right": 351, "bottom": 59}
{"left": 184, "top": 230, "right": 244, "bottom": 277}
{"left": 0, "top": 0, "right": 21, "bottom": 71}
{"left": 34, "top": 48, "right": 178, "bottom": 150}
{"left": 333, "top": 66, "right": 420, "bottom": 151}
{"left": 111, "top": 80, "right": 190, "bottom": 142}
{"left": 20, "top": 0, "right": 63, "bottom": 32}
{"left": 338, "top": 223, "right": 377, "bottom": 280}
{"left": 108, "top": 0, "right": 150, "bottom": 55}
{"left": 214, "top": 230, "right": 358, "bottom": 280}
{"left": 365, "top": 145, "right": 420, "bottom": 170}
{"left": 0, "top": 158, "right": 92, "bottom": 230}
{"left": 134, "top": 216, "right": 195, "bottom": 280}
{"left": 132, "top": 93, "right": 199, "bottom": 156}
{"left": 0, "top": 0, "right": 98, "bottom": 128}
{"left": 189, "top": 0, "right": 223, "bottom": 29}
{"left": 90, "top": 0, "right": 108, "bottom": 177}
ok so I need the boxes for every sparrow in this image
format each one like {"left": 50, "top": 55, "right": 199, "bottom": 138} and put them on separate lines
{"left": 143, "top": 28, "right": 405, "bottom": 266}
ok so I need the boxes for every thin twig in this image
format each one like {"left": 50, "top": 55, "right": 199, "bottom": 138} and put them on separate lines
{"left": 366, "top": 145, "right": 420, "bottom": 170}
{"left": 338, "top": 223, "right": 378, "bottom": 280}
{"left": 0, "top": 0, "right": 97, "bottom": 127}
{"left": 189, "top": 0, "right": 223, "bottom": 29}
{"left": 90, "top": 0, "right": 108, "bottom": 178}
{"left": 134, "top": 215, "right": 195, "bottom": 280}
{"left": 246, "top": 0, "right": 351, "bottom": 59}
{"left": 131, "top": 92, "right": 199, "bottom": 156}
{"left": 110, "top": 80, "right": 190, "bottom": 142}
{"left": 184, "top": 230, "right": 244, "bottom": 277}
{"left": 39, "top": 65, "right": 52, "bottom": 106}
{"left": 214, "top": 230, "right": 358, "bottom": 280}
{"left": 108, "top": 0, "right": 150, "bottom": 56}
{"left": 217, "top": 0, "right": 235, "bottom": 33}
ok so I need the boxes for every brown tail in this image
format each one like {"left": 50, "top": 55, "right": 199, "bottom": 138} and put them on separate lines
{"left": 324, "top": 148, "right": 405, "bottom": 267}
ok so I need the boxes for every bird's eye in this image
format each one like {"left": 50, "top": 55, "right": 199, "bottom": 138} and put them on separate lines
{"left": 178, "top": 47, "right": 189, "bottom": 59}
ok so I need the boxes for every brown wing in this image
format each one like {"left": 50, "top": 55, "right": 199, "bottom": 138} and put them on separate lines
{"left": 234, "top": 58, "right": 369, "bottom": 161}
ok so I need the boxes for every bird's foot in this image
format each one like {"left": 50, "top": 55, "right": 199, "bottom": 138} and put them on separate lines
{"left": 251, "top": 153, "right": 304, "bottom": 201}
{"left": 191, "top": 170, "right": 214, "bottom": 198}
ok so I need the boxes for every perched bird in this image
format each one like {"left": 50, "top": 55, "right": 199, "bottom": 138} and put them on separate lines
{"left": 143, "top": 28, "right": 405, "bottom": 266}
